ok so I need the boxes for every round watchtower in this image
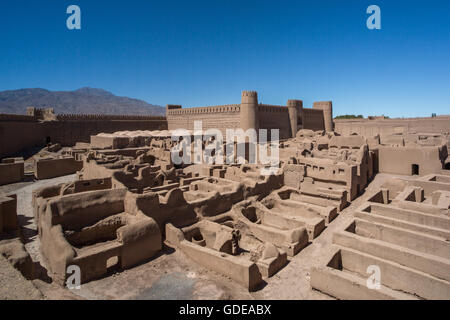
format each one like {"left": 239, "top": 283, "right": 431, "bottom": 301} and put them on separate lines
{"left": 240, "top": 91, "right": 258, "bottom": 132}
{"left": 287, "top": 99, "right": 303, "bottom": 138}
{"left": 313, "top": 101, "right": 333, "bottom": 132}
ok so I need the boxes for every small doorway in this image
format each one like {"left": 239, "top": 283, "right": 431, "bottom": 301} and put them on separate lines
{"left": 412, "top": 164, "right": 419, "bottom": 175}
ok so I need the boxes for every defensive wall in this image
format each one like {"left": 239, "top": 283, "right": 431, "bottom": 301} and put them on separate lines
{"left": 334, "top": 116, "right": 450, "bottom": 138}
{"left": 0, "top": 90, "right": 333, "bottom": 158}
{"left": 166, "top": 91, "right": 333, "bottom": 140}
{"left": 0, "top": 111, "right": 167, "bottom": 158}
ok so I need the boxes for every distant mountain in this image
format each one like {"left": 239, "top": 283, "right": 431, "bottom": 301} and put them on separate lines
{"left": 0, "top": 87, "right": 165, "bottom": 116}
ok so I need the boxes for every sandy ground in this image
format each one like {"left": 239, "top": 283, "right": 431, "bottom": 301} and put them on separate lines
{"left": 0, "top": 173, "right": 410, "bottom": 300}
{"left": 0, "top": 255, "right": 43, "bottom": 300}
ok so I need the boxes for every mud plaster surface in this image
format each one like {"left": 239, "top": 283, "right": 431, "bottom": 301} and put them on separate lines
{"left": 0, "top": 173, "right": 412, "bottom": 300}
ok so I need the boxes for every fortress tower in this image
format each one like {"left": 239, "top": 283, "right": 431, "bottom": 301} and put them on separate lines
{"left": 287, "top": 99, "right": 303, "bottom": 138}
{"left": 313, "top": 101, "right": 333, "bottom": 132}
{"left": 240, "top": 91, "right": 258, "bottom": 132}
{"left": 165, "top": 90, "right": 333, "bottom": 141}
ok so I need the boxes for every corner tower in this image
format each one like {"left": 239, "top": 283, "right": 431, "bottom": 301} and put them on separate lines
{"left": 287, "top": 99, "right": 303, "bottom": 138}
{"left": 240, "top": 91, "right": 258, "bottom": 132}
{"left": 313, "top": 101, "right": 333, "bottom": 132}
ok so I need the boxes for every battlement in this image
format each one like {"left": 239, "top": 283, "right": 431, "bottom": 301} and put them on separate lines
{"left": 166, "top": 104, "right": 240, "bottom": 116}
{"left": 56, "top": 114, "right": 166, "bottom": 121}
{"left": 303, "top": 108, "right": 325, "bottom": 114}
{"left": 242, "top": 90, "right": 258, "bottom": 97}
{"left": 0, "top": 114, "right": 36, "bottom": 122}
{"left": 166, "top": 105, "right": 182, "bottom": 110}
{"left": 26, "top": 107, "right": 57, "bottom": 121}
{"left": 257, "top": 104, "right": 289, "bottom": 113}
{"left": 0, "top": 112, "right": 166, "bottom": 122}
{"left": 166, "top": 90, "right": 331, "bottom": 139}
{"left": 313, "top": 101, "right": 333, "bottom": 110}
{"left": 0, "top": 108, "right": 168, "bottom": 158}
{"left": 334, "top": 115, "right": 450, "bottom": 122}
{"left": 287, "top": 100, "right": 303, "bottom": 108}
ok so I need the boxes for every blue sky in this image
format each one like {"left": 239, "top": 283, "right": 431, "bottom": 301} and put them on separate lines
{"left": 1, "top": 0, "right": 449, "bottom": 117}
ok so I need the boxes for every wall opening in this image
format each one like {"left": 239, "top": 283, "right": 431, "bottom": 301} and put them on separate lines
{"left": 45, "top": 136, "right": 51, "bottom": 144}
{"left": 412, "top": 164, "right": 419, "bottom": 175}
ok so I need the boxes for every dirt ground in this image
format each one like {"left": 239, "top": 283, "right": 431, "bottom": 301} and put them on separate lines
{"left": 0, "top": 172, "right": 411, "bottom": 300}
{"left": 0, "top": 255, "right": 43, "bottom": 300}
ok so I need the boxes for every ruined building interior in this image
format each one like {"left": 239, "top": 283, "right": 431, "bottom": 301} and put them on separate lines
{"left": 1, "top": 91, "right": 450, "bottom": 300}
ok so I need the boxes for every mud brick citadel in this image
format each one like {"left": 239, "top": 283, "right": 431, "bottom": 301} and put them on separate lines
{"left": 1, "top": 90, "right": 450, "bottom": 299}
{"left": 166, "top": 91, "right": 333, "bottom": 139}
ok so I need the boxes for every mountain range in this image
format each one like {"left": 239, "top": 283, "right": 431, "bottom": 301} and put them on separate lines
{"left": 0, "top": 87, "right": 165, "bottom": 116}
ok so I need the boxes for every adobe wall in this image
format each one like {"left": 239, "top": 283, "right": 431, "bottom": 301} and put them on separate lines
{"left": 378, "top": 146, "right": 445, "bottom": 176}
{"left": 1, "top": 91, "right": 330, "bottom": 158}
{"left": 334, "top": 116, "right": 450, "bottom": 137}
{"left": 0, "top": 160, "right": 24, "bottom": 186}
{"left": 166, "top": 104, "right": 241, "bottom": 135}
{"left": 0, "top": 115, "right": 48, "bottom": 159}
{"left": 301, "top": 108, "right": 326, "bottom": 131}
{"left": 0, "top": 195, "right": 18, "bottom": 233}
{"left": 51, "top": 115, "right": 167, "bottom": 146}
{"left": 313, "top": 101, "right": 333, "bottom": 132}
{"left": 257, "top": 105, "right": 291, "bottom": 139}
{"left": 34, "top": 157, "right": 83, "bottom": 180}
{"left": 0, "top": 113, "right": 167, "bottom": 158}
{"left": 166, "top": 91, "right": 328, "bottom": 140}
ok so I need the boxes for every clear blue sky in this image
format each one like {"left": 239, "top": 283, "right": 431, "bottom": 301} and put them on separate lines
{"left": 1, "top": 0, "right": 449, "bottom": 117}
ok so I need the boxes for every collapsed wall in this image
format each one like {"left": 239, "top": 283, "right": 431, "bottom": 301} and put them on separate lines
{"left": 0, "top": 194, "right": 34, "bottom": 280}
{"left": 1, "top": 102, "right": 449, "bottom": 298}
{"left": 32, "top": 127, "right": 364, "bottom": 290}
{"left": 38, "top": 188, "right": 162, "bottom": 284}
{"left": 311, "top": 174, "right": 450, "bottom": 299}
{"left": 28, "top": 127, "right": 448, "bottom": 292}
{"left": 0, "top": 157, "right": 24, "bottom": 186}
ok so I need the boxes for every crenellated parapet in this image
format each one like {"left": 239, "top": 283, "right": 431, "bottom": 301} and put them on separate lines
{"left": 257, "top": 104, "right": 289, "bottom": 113}
{"left": 241, "top": 90, "right": 258, "bottom": 97}
{"left": 0, "top": 114, "right": 36, "bottom": 122}
{"left": 0, "top": 108, "right": 168, "bottom": 159}
{"left": 26, "top": 107, "right": 57, "bottom": 121}
{"left": 166, "top": 104, "right": 240, "bottom": 116}
{"left": 56, "top": 114, "right": 166, "bottom": 121}
{"left": 165, "top": 90, "right": 333, "bottom": 139}
{"left": 287, "top": 99, "right": 303, "bottom": 110}
{"left": 166, "top": 104, "right": 182, "bottom": 110}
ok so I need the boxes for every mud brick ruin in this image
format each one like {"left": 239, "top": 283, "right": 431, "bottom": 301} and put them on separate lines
{"left": 0, "top": 157, "right": 24, "bottom": 186}
{"left": 0, "top": 194, "right": 34, "bottom": 279}
{"left": 0, "top": 90, "right": 449, "bottom": 299}
{"left": 311, "top": 174, "right": 450, "bottom": 299}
